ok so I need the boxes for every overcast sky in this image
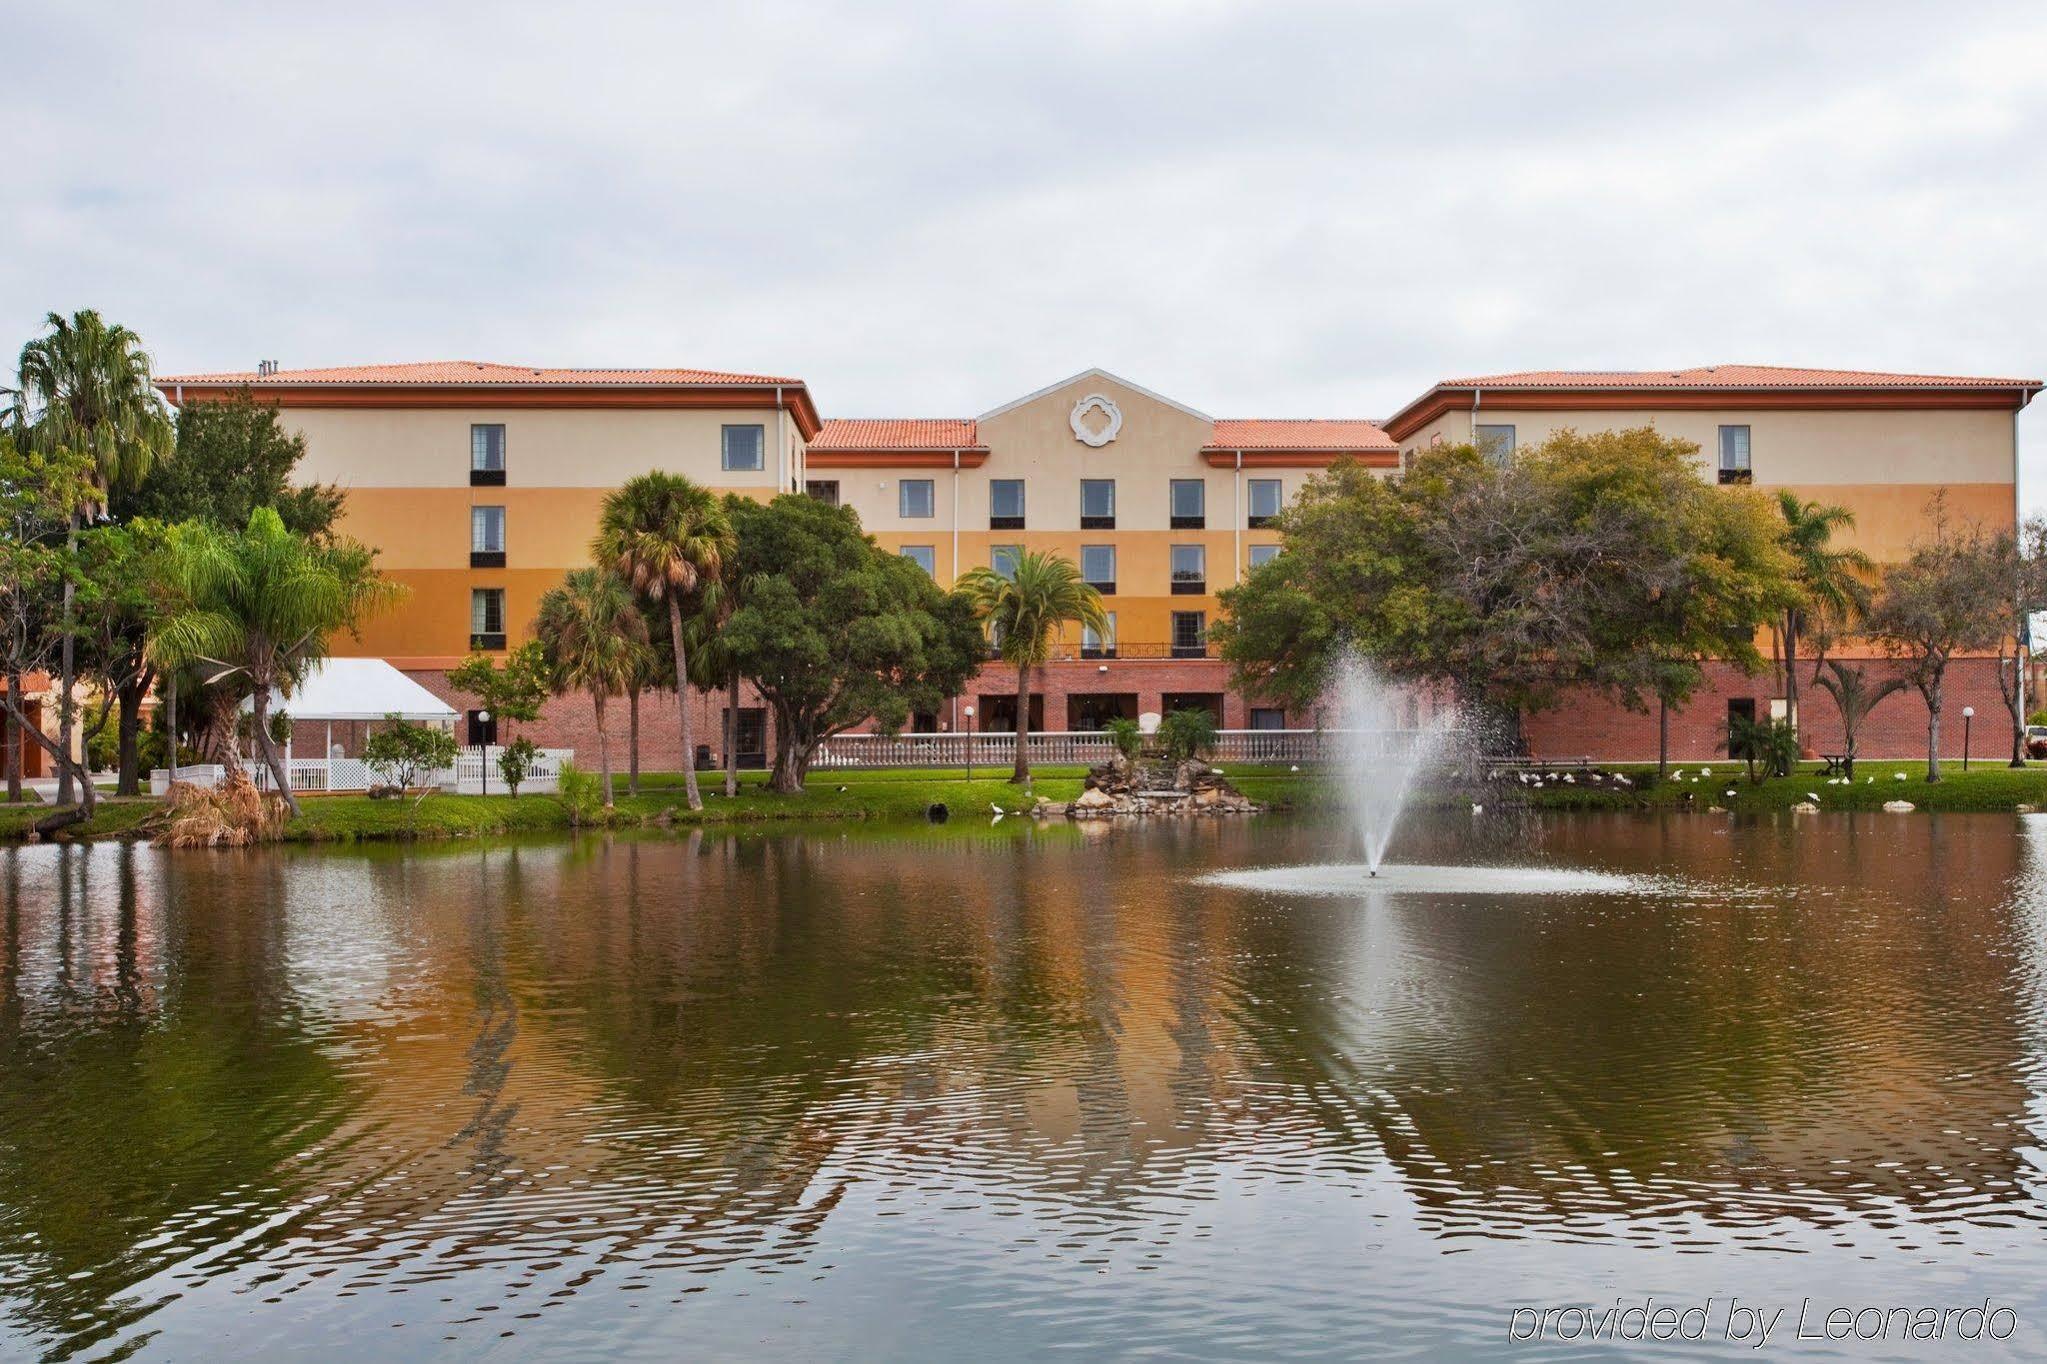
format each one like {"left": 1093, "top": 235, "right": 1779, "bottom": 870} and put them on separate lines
{"left": 6, "top": 2, "right": 2044, "bottom": 500}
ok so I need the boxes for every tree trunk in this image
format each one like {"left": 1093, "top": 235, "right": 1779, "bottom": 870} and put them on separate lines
{"left": 1925, "top": 685, "right": 1942, "bottom": 783}
{"left": 57, "top": 518, "right": 77, "bottom": 807}
{"left": 627, "top": 687, "right": 641, "bottom": 795}
{"left": 166, "top": 672, "right": 179, "bottom": 785}
{"left": 1, "top": 693, "right": 96, "bottom": 830}
{"left": 116, "top": 676, "right": 144, "bottom": 797}
{"left": 668, "top": 594, "right": 702, "bottom": 812}
{"left": 1010, "top": 662, "right": 1031, "bottom": 784}
{"left": 1783, "top": 611, "right": 1800, "bottom": 737}
{"left": 2001, "top": 647, "right": 2028, "bottom": 767}
{"left": 594, "top": 690, "right": 614, "bottom": 807}
{"left": 725, "top": 672, "right": 740, "bottom": 798}
{"left": 251, "top": 687, "right": 301, "bottom": 816}
{"left": 1657, "top": 694, "right": 1670, "bottom": 779}
{"left": 4, "top": 668, "right": 19, "bottom": 803}
{"left": 769, "top": 710, "right": 805, "bottom": 794}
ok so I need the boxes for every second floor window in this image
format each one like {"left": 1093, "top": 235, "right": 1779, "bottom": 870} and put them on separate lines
{"left": 991, "top": 545, "right": 1021, "bottom": 581}
{"left": 1475, "top": 424, "right": 1515, "bottom": 467}
{"left": 900, "top": 479, "right": 935, "bottom": 518}
{"left": 900, "top": 545, "right": 936, "bottom": 576}
{"left": 1247, "top": 478, "right": 1283, "bottom": 527}
{"left": 1081, "top": 544, "right": 1116, "bottom": 593}
{"left": 1171, "top": 544, "right": 1206, "bottom": 594}
{"left": 989, "top": 479, "right": 1025, "bottom": 529}
{"left": 1172, "top": 610, "right": 1207, "bottom": 658}
{"left": 1248, "top": 543, "right": 1280, "bottom": 570}
{"left": 806, "top": 479, "right": 840, "bottom": 506}
{"left": 470, "top": 588, "right": 506, "bottom": 647}
{"left": 470, "top": 424, "right": 505, "bottom": 485}
{"left": 722, "top": 424, "right": 765, "bottom": 471}
{"left": 1082, "top": 613, "right": 1116, "bottom": 660}
{"left": 1080, "top": 478, "right": 1116, "bottom": 529}
{"left": 472, "top": 503, "right": 505, "bottom": 552}
{"left": 1170, "top": 479, "right": 1206, "bottom": 528}
{"left": 1718, "top": 425, "right": 1752, "bottom": 484}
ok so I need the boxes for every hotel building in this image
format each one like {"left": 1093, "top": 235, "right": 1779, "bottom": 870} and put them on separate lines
{"left": 156, "top": 361, "right": 2039, "bottom": 763}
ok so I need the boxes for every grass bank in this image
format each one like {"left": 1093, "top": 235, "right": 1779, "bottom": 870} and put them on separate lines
{"left": 1503, "top": 761, "right": 2047, "bottom": 814}
{"left": 0, "top": 763, "right": 1325, "bottom": 844}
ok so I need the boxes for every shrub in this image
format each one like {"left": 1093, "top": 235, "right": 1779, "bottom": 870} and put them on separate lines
{"left": 1725, "top": 715, "right": 1799, "bottom": 784}
{"left": 1103, "top": 716, "right": 1142, "bottom": 760}
{"left": 1157, "top": 709, "right": 1219, "bottom": 763}
{"left": 556, "top": 762, "right": 604, "bottom": 825}
{"left": 497, "top": 736, "right": 541, "bottom": 796}
{"left": 2031, "top": 709, "right": 2047, "bottom": 729}
{"left": 152, "top": 769, "right": 287, "bottom": 847}
{"left": 362, "top": 715, "right": 460, "bottom": 794}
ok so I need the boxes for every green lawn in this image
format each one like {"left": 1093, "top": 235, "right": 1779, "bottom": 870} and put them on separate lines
{"left": 1503, "top": 760, "right": 2047, "bottom": 814}
{"left": 0, "top": 764, "right": 1325, "bottom": 844}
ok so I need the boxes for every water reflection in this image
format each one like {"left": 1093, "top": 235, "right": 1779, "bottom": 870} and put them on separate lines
{"left": 0, "top": 813, "right": 2044, "bottom": 1358}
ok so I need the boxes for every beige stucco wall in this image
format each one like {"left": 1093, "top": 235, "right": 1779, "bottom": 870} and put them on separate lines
{"left": 285, "top": 407, "right": 800, "bottom": 490}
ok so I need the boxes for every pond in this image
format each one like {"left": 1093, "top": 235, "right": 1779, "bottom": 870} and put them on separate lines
{"left": 2, "top": 812, "right": 2045, "bottom": 1359}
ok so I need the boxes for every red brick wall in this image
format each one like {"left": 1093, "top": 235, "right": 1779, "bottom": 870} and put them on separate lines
{"left": 1523, "top": 656, "right": 2017, "bottom": 762}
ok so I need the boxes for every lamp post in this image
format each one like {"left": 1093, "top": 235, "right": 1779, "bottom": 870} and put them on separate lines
{"left": 1963, "top": 706, "right": 1974, "bottom": 772}
{"left": 963, "top": 706, "right": 976, "bottom": 785}
{"left": 478, "top": 709, "right": 492, "bottom": 794}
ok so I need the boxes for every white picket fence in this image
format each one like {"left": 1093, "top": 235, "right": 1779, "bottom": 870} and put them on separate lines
{"left": 150, "top": 746, "right": 573, "bottom": 797}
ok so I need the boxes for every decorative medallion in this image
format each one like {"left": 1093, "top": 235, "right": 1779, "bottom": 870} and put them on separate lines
{"left": 1070, "top": 393, "right": 1123, "bottom": 448}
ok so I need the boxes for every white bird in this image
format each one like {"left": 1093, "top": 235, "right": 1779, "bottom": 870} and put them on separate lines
{"left": 1563, "top": 773, "right": 1575, "bottom": 783}
{"left": 1895, "top": 772, "right": 1908, "bottom": 781}
{"left": 1724, "top": 787, "right": 1738, "bottom": 798}
{"left": 1700, "top": 767, "right": 1713, "bottom": 777}
{"left": 1289, "top": 765, "right": 1299, "bottom": 773}
{"left": 991, "top": 802, "right": 1004, "bottom": 814}
{"left": 1806, "top": 792, "right": 1820, "bottom": 802}
{"left": 1471, "top": 802, "right": 1484, "bottom": 815}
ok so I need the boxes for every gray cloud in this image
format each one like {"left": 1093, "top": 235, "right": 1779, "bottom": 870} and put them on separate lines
{"left": 5, "top": 1, "right": 2043, "bottom": 499}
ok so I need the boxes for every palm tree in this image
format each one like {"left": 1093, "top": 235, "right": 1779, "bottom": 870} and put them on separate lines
{"left": 1777, "top": 493, "right": 1873, "bottom": 739}
{"left": 154, "top": 508, "right": 400, "bottom": 816}
{"left": 532, "top": 568, "right": 649, "bottom": 807}
{"left": 593, "top": 474, "right": 733, "bottom": 812}
{"left": 678, "top": 570, "right": 745, "bottom": 797}
{"left": 12, "top": 310, "right": 173, "bottom": 805}
{"left": 958, "top": 549, "right": 1108, "bottom": 784}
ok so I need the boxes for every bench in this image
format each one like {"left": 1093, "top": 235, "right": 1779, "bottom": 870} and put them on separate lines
{"left": 1819, "top": 753, "right": 1849, "bottom": 777}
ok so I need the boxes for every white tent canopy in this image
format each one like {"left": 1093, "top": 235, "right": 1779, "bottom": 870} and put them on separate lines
{"left": 259, "top": 658, "right": 457, "bottom": 723}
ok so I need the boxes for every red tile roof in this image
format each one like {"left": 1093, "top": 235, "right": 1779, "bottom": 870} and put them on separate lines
{"left": 1383, "top": 364, "right": 2044, "bottom": 440}
{"left": 810, "top": 418, "right": 983, "bottom": 451}
{"left": 1436, "top": 364, "right": 2043, "bottom": 391}
{"left": 1206, "top": 418, "right": 1395, "bottom": 451}
{"left": 157, "top": 360, "right": 805, "bottom": 387}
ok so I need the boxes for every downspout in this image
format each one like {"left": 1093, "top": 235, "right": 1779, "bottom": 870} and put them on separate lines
{"left": 1471, "top": 386, "right": 1482, "bottom": 442}
{"left": 776, "top": 386, "right": 789, "bottom": 492}
{"left": 1233, "top": 450, "right": 1244, "bottom": 586}
{"left": 2018, "top": 395, "right": 2028, "bottom": 728}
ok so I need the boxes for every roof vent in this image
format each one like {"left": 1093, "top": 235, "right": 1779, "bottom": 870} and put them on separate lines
{"left": 256, "top": 359, "right": 279, "bottom": 377}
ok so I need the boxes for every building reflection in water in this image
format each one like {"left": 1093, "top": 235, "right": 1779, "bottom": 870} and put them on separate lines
{"left": 0, "top": 811, "right": 2043, "bottom": 1356}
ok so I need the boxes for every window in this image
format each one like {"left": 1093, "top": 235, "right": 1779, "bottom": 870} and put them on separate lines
{"left": 900, "top": 479, "right": 935, "bottom": 518}
{"left": 1082, "top": 613, "right": 1117, "bottom": 660}
{"left": 806, "top": 479, "right": 840, "bottom": 506}
{"left": 1475, "top": 424, "right": 1515, "bottom": 467}
{"left": 1250, "top": 707, "right": 1286, "bottom": 731}
{"left": 991, "top": 545, "right": 1021, "bottom": 580}
{"left": 470, "top": 588, "right": 506, "bottom": 649}
{"left": 1248, "top": 543, "right": 1281, "bottom": 570}
{"left": 989, "top": 479, "right": 1026, "bottom": 529}
{"left": 470, "top": 424, "right": 505, "bottom": 485}
{"left": 1171, "top": 611, "right": 1207, "bottom": 658}
{"left": 1718, "top": 425, "right": 1752, "bottom": 484}
{"left": 900, "top": 544, "right": 936, "bottom": 576}
{"left": 1081, "top": 544, "right": 1116, "bottom": 594}
{"left": 722, "top": 423, "right": 765, "bottom": 472}
{"left": 1080, "top": 479, "right": 1116, "bottom": 529}
{"left": 1171, "top": 544, "right": 1206, "bottom": 594}
{"left": 1170, "top": 479, "right": 1206, "bottom": 529}
{"left": 1247, "top": 478, "right": 1283, "bottom": 528}
{"left": 471, "top": 505, "right": 505, "bottom": 567}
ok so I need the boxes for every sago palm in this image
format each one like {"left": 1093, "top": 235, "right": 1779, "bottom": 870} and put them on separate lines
{"left": 593, "top": 473, "right": 733, "bottom": 811}
{"left": 958, "top": 549, "right": 1108, "bottom": 784}
{"left": 1776, "top": 492, "right": 1873, "bottom": 734}
{"left": 154, "top": 508, "right": 401, "bottom": 816}
{"left": 533, "top": 567, "right": 649, "bottom": 808}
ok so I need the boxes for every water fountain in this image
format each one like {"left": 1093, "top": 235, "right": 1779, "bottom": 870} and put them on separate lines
{"left": 1198, "top": 652, "right": 1654, "bottom": 897}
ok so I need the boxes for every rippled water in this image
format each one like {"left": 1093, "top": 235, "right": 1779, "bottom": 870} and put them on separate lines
{"left": 4, "top": 811, "right": 2047, "bottom": 1359}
